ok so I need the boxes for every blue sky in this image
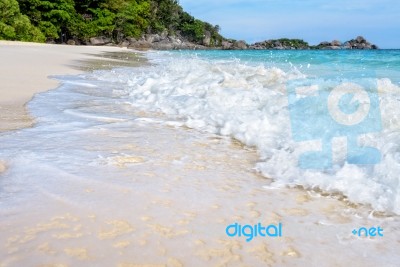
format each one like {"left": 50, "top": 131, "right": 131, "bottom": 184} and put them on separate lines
{"left": 179, "top": 0, "right": 400, "bottom": 48}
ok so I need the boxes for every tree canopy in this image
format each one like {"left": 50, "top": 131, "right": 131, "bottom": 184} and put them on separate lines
{"left": 0, "top": 0, "right": 223, "bottom": 46}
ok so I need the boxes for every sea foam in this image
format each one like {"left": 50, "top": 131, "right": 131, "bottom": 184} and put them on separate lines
{"left": 90, "top": 51, "right": 400, "bottom": 214}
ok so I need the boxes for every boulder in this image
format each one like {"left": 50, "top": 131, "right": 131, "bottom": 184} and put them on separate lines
{"left": 343, "top": 41, "right": 351, "bottom": 49}
{"left": 331, "top": 40, "right": 342, "bottom": 46}
{"left": 128, "top": 40, "right": 151, "bottom": 49}
{"left": 127, "top": 37, "right": 137, "bottom": 44}
{"left": 203, "top": 31, "right": 211, "bottom": 46}
{"left": 233, "top": 40, "right": 248, "bottom": 50}
{"left": 221, "top": 41, "right": 233, "bottom": 50}
{"left": 356, "top": 36, "right": 366, "bottom": 43}
{"left": 90, "top": 36, "right": 112, "bottom": 46}
{"left": 67, "top": 39, "right": 75, "bottom": 45}
{"left": 145, "top": 34, "right": 161, "bottom": 43}
{"left": 151, "top": 40, "right": 174, "bottom": 50}
{"left": 168, "top": 36, "right": 182, "bottom": 45}
{"left": 160, "top": 30, "right": 168, "bottom": 40}
{"left": 119, "top": 40, "right": 130, "bottom": 47}
{"left": 318, "top": 41, "right": 331, "bottom": 47}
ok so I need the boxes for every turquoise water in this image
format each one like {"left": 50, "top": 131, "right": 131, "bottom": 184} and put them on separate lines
{"left": 171, "top": 49, "right": 400, "bottom": 82}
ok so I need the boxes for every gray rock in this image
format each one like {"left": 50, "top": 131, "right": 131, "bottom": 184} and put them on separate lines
{"left": 160, "top": 30, "right": 168, "bottom": 40}
{"left": 126, "top": 37, "right": 137, "bottom": 44}
{"left": 151, "top": 40, "right": 174, "bottom": 50}
{"left": 145, "top": 34, "right": 161, "bottom": 43}
{"left": 343, "top": 41, "right": 351, "bottom": 49}
{"left": 67, "top": 39, "right": 75, "bottom": 45}
{"left": 221, "top": 41, "right": 233, "bottom": 50}
{"left": 356, "top": 36, "right": 366, "bottom": 43}
{"left": 119, "top": 40, "right": 130, "bottom": 47}
{"left": 168, "top": 36, "right": 182, "bottom": 45}
{"left": 233, "top": 40, "right": 248, "bottom": 50}
{"left": 128, "top": 40, "right": 151, "bottom": 49}
{"left": 203, "top": 31, "right": 211, "bottom": 46}
{"left": 331, "top": 40, "right": 342, "bottom": 46}
{"left": 90, "top": 36, "right": 112, "bottom": 46}
{"left": 318, "top": 41, "right": 331, "bottom": 47}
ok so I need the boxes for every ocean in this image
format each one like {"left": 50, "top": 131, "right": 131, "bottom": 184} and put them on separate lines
{"left": 1, "top": 49, "right": 400, "bottom": 266}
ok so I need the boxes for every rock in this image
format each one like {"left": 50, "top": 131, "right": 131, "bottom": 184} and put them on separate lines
{"left": 203, "top": 31, "right": 211, "bottom": 46}
{"left": 233, "top": 40, "right": 248, "bottom": 50}
{"left": 127, "top": 37, "right": 137, "bottom": 44}
{"left": 67, "top": 39, "right": 75, "bottom": 45}
{"left": 168, "top": 36, "right": 182, "bottom": 45}
{"left": 128, "top": 40, "right": 151, "bottom": 49}
{"left": 119, "top": 40, "right": 130, "bottom": 47}
{"left": 160, "top": 30, "right": 168, "bottom": 40}
{"left": 90, "top": 36, "right": 112, "bottom": 46}
{"left": 342, "top": 41, "right": 350, "bottom": 48}
{"left": 356, "top": 36, "right": 366, "bottom": 43}
{"left": 318, "top": 41, "right": 331, "bottom": 47}
{"left": 331, "top": 40, "right": 341, "bottom": 46}
{"left": 145, "top": 34, "right": 161, "bottom": 43}
{"left": 221, "top": 41, "right": 233, "bottom": 50}
{"left": 151, "top": 40, "right": 174, "bottom": 50}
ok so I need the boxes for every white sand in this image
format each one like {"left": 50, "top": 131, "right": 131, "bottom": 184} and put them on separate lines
{"left": 0, "top": 41, "right": 130, "bottom": 132}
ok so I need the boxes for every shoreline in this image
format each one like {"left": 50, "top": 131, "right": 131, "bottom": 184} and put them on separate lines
{"left": 0, "top": 41, "right": 144, "bottom": 132}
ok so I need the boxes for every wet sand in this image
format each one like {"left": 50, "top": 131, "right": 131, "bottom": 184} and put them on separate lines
{"left": 0, "top": 41, "right": 143, "bottom": 132}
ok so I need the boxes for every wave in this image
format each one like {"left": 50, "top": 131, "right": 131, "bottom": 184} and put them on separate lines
{"left": 88, "top": 52, "right": 400, "bottom": 214}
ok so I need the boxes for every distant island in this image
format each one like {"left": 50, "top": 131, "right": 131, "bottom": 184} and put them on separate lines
{"left": 0, "top": 0, "right": 378, "bottom": 50}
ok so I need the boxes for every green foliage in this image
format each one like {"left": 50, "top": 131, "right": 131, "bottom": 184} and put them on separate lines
{"left": 182, "top": 19, "right": 204, "bottom": 42}
{"left": 115, "top": 0, "right": 150, "bottom": 39}
{"left": 276, "top": 38, "right": 309, "bottom": 48}
{"left": 0, "top": 0, "right": 45, "bottom": 42}
{"left": 1, "top": 0, "right": 225, "bottom": 45}
{"left": 38, "top": 21, "right": 58, "bottom": 39}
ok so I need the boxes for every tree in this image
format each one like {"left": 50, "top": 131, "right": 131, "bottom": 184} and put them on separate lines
{"left": 0, "top": 0, "right": 45, "bottom": 42}
{"left": 115, "top": 0, "right": 150, "bottom": 39}
{"left": 18, "top": 0, "right": 76, "bottom": 40}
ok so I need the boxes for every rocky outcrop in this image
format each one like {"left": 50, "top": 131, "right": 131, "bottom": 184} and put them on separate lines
{"left": 246, "top": 36, "right": 377, "bottom": 50}
{"left": 249, "top": 39, "right": 309, "bottom": 50}
{"left": 125, "top": 34, "right": 207, "bottom": 50}
{"left": 202, "top": 31, "right": 211, "bottom": 46}
{"left": 119, "top": 35, "right": 378, "bottom": 50}
{"left": 90, "top": 36, "right": 112, "bottom": 46}
{"left": 233, "top": 40, "right": 248, "bottom": 50}
{"left": 221, "top": 40, "right": 233, "bottom": 50}
{"left": 317, "top": 36, "right": 378, "bottom": 50}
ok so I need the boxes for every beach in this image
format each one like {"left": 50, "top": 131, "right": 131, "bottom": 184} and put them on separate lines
{"left": 0, "top": 42, "right": 399, "bottom": 266}
{"left": 0, "top": 41, "right": 140, "bottom": 132}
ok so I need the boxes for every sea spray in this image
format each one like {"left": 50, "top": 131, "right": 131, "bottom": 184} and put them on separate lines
{"left": 101, "top": 50, "right": 400, "bottom": 214}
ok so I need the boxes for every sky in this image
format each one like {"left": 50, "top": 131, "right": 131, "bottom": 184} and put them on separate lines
{"left": 179, "top": 0, "right": 400, "bottom": 48}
